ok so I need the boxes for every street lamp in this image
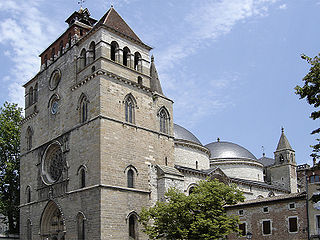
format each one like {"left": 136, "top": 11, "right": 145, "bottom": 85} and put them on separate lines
{"left": 246, "top": 232, "right": 252, "bottom": 239}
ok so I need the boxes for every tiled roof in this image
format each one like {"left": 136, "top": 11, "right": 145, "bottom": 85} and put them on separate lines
{"left": 258, "top": 156, "right": 275, "bottom": 167}
{"left": 95, "top": 7, "right": 142, "bottom": 43}
{"left": 276, "top": 128, "right": 293, "bottom": 151}
{"left": 230, "top": 177, "right": 289, "bottom": 192}
{"left": 226, "top": 192, "right": 306, "bottom": 207}
{"left": 157, "top": 165, "right": 184, "bottom": 177}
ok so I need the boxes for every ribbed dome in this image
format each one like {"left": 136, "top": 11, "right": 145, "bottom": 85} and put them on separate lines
{"left": 174, "top": 124, "right": 202, "bottom": 145}
{"left": 205, "top": 141, "right": 256, "bottom": 160}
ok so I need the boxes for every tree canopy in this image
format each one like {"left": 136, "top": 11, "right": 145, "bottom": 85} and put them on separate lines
{"left": 0, "top": 102, "right": 23, "bottom": 234}
{"left": 140, "top": 179, "right": 244, "bottom": 240}
{"left": 295, "top": 54, "right": 320, "bottom": 160}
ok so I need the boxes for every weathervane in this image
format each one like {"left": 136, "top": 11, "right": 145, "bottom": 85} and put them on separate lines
{"left": 262, "top": 146, "right": 265, "bottom": 157}
{"left": 78, "top": 0, "right": 86, "bottom": 8}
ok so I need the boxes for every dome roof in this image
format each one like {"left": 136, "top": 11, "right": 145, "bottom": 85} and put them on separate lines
{"left": 205, "top": 141, "right": 256, "bottom": 160}
{"left": 174, "top": 124, "right": 202, "bottom": 145}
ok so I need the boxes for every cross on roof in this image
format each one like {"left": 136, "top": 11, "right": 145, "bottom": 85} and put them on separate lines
{"left": 78, "top": 0, "right": 86, "bottom": 8}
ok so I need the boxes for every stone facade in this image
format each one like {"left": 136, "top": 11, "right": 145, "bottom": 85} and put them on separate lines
{"left": 20, "top": 7, "right": 303, "bottom": 240}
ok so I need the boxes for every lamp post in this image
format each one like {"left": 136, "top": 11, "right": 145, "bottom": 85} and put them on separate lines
{"left": 246, "top": 232, "right": 253, "bottom": 239}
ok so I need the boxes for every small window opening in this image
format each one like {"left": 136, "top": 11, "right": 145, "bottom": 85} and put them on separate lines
{"left": 289, "top": 203, "right": 295, "bottom": 209}
{"left": 189, "top": 186, "right": 195, "bottom": 195}
{"left": 289, "top": 217, "right": 298, "bottom": 233}
{"left": 238, "top": 210, "right": 244, "bottom": 216}
{"left": 80, "top": 29, "right": 83, "bottom": 36}
{"left": 196, "top": 161, "right": 198, "bottom": 170}
{"left": 137, "top": 76, "right": 142, "bottom": 85}
{"left": 123, "top": 47, "right": 130, "bottom": 66}
{"left": 263, "top": 207, "right": 269, "bottom": 213}
{"left": 44, "top": 54, "right": 48, "bottom": 67}
{"left": 110, "top": 41, "right": 118, "bottom": 61}
{"left": 165, "top": 157, "right": 168, "bottom": 166}
{"left": 26, "top": 186, "right": 31, "bottom": 203}
{"left": 80, "top": 168, "right": 86, "bottom": 188}
{"left": 262, "top": 220, "right": 271, "bottom": 235}
{"left": 134, "top": 52, "right": 141, "bottom": 71}
{"left": 239, "top": 223, "right": 246, "bottom": 236}
{"left": 125, "top": 96, "right": 134, "bottom": 123}
{"left": 91, "top": 66, "right": 96, "bottom": 73}
{"left": 129, "top": 215, "right": 137, "bottom": 239}
{"left": 127, "top": 169, "right": 134, "bottom": 188}
{"left": 51, "top": 48, "right": 55, "bottom": 61}
{"left": 59, "top": 40, "right": 63, "bottom": 55}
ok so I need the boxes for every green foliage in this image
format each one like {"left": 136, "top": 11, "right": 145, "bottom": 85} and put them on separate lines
{"left": 295, "top": 54, "right": 320, "bottom": 160}
{"left": 140, "top": 179, "right": 245, "bottom": 240}
{"left": 0, "top": 102, "right": 23, "bottom": 234}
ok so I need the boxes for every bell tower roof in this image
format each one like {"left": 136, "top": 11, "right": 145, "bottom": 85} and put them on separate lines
{"left": 150, "top": 55, "right": 164, "bottom": 95}
{"left": 95, "top": 7, "right": 145, "bottom": 45}
{"left": 276, "top": 127, "right": 293, "bottom": 151}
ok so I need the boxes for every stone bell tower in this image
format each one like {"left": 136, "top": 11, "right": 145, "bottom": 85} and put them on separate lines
{"left": 20, "top": 6, "right": 174, "bottom": 240}
{"left": 269, "top": 128, "right": 297, "bottom": 193}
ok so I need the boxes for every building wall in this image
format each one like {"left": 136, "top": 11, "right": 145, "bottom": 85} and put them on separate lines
{"left": 174, "top": 144, "right": 210, "bottom": 170}
{"left": 226, "top": 197, "right": 308, "bottom": 240}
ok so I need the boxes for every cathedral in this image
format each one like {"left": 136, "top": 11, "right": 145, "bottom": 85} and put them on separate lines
{"left": 20, "top": 7, "right": 299, "bottom": 240}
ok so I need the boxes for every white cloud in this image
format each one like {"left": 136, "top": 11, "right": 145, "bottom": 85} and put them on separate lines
{"left": 154, "top": 0, "right": 280, "bottom": 125}
{"left": 0, "top": 0, "right": 61, "bottom": 108}
{"left": 279, "top": 4, "right": 287, "bottom": 9}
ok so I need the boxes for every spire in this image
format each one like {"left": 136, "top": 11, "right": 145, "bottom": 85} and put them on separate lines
{"left": 94, "top": 7, "right": 142, "bottom": 43}
{"left": 150, "top": 55, "right": 163, "bottom": 94}
{"left": 276, "top": 127, "right": 293, "bottom": 151}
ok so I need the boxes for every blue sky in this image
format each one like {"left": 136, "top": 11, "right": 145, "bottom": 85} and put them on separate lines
{"left": 0, "top": 0, "right": 319, "bottom": 165}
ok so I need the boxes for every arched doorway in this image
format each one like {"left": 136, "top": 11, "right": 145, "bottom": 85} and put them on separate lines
{"left": 40, "top": 201, "right": 66, "bottom": 240}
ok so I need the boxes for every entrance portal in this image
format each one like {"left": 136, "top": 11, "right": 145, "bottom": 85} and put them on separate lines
{"left": 40, "top": 201, "right": 65, "bottom": 240}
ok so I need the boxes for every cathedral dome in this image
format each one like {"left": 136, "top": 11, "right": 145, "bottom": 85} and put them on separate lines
{"left": 174, "top": 124, "right": 202, "bottom": 145}
{"left": 205, "top": 141, "right": 256, "bottom": 160}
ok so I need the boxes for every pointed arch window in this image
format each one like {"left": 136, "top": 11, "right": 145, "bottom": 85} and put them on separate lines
{"left": 79, "top": 94, "right": 89, "bottom": 123}
{"left": 27, "top": 219, "right": 32, "bottom": 240}
{"left": 110, "top": 41, "right": 119, "bottom": 61}
{"left": 129, "top": 214, "right": 138, "bottom": 239}
{"left": 77, "top": 212, "right": 86, "bottom": 240}
{"left": 127, "top": 169, "right": 134, "bottom": 188}
{"left": 26, "top": 186, "right": 31, "bottom": 203}
{"left": 123, "top": 47, "right": 130, "bottom": 66}
{"left": 124, "top": 95, "right": 136, "bottom": 124}
{"left": 26, "top": 126, "right": 33, "bottom": 151}
{"left": 279, "top": 154, "right": 284, "bottom": 163}
{"left": 80, "top": 168, "right": 86, "bottom": 188}
{"left": 159, "top": 107, "right": 170, "bottom": 134}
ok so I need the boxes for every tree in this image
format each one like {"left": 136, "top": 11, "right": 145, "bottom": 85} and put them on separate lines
{"left": 0, "top": 102, "right": 23, "bottom": 234}
{"left": 140, "top": 179, "right": 245, "bottom": 240}
{"left": 295, "top": 54, "right": 320, "bottom": 160}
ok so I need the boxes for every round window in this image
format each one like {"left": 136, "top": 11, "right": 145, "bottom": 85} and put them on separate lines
{"left": 41, "top": 143, "right": 64, "bottom": 185}
{"left": 49, "top": 69, "right": 61, "bottom": 90}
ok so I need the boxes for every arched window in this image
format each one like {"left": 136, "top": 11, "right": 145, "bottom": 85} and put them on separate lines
{"left": 68, "top": 33, "right": 72, "bottom": 48}
{"left": 26, "top": 186, "right": 31, "bottom": 203}
{"left": 127, "top": 169, "right": 134, "bottom": 188}
{"left": 80, "top": 168, "right": 86, "bottom": 188}
{"left": 79, "top": 94, "right": 89, "bottom": 123}
{"left": 134, "top": 52, "right": 141, "bottom": 71}
{"left": 26, "top": 126, "right": 33, "bottom": 150}
{"left": 28, "top": 87, "right": 34, "bottom": 106}
{"left": 51, "top": 48, "right": 55, "bottom": 61}
{"left": 158, "top": 107, "right": 170, "bottom": 134}
{"left": 27, "top": 219, "right": 32, "bottom": 240}
{"left": 80, "top": 49, "right": 86, "bottom": 69}
{"left": 123, "top": 47, "right": 130, "bottom": 66}
{"left": 77, "top": 212, "right": 86, "bottom": 240}
{"left": 189, "top": 186, "right": 195, "bottom": 195}
{"left": 89, "top": 42, "right": 96, "bottom": 63}
{"left": 59, "top": 40, "right": 63, "bottom": 55}
{"left": 124, "top": 94, "right": 136, "bottom": 124}
{"left": 110, "top": 41, "right": 119, "bottom": 61}
{"left": 129, "top": 214, "right": 138, "bottom": 239}
{"left": 279, "top": 154, "right": 284, "bottom": 163}
{"left": 34, "top": 83, "right": 38, "bottom": 103}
